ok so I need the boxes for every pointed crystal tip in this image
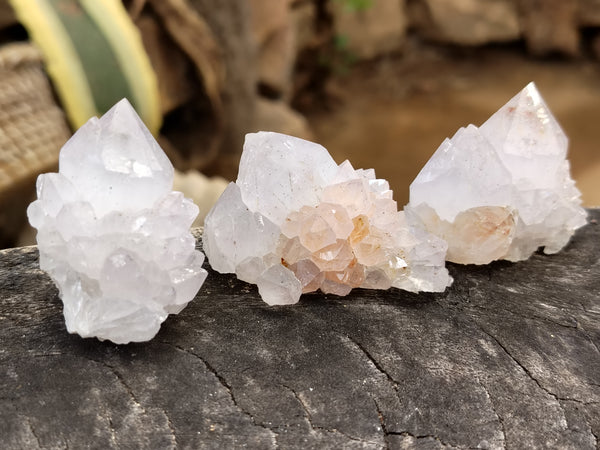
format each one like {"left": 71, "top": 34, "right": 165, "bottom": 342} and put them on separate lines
{"left": 407, "top": 83, "right": 586, "bottom": 265}
{"left": 57, "top": 98, "right": 174, "bottom": 216}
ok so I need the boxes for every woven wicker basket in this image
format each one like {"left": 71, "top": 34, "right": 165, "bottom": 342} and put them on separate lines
{"left": 0, "top": 42, "right": 71, "bottom": 244}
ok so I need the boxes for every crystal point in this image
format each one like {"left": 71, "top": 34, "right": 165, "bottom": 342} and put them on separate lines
{"left": 406, "top": 83, "right": 587, "bottom": 264}
{"left": 204, "top": 132, "right": 452, "bottom": 305}
{"left": 28, "top": 100, "right": 207, "bottom": 344}
{"left": 59, "top": 99, "right": 173, "bottom": 217}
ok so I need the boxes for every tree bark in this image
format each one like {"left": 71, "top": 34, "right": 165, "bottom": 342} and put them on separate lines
{"left": 1, "top": 211, "right": 599, "bottom": 449}
{"left": 185, "top": 0, "right": 258, "bottom": 179}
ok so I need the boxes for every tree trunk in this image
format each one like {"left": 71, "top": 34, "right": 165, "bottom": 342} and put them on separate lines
{"left": 186, "top": 0, "right": 258, "bottom": 179}
{"left": 1, "top": 211, "right": 599, "bottom": 449}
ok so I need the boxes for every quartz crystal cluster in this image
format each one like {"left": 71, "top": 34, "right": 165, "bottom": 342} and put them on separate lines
{"left": 204, "top": 132, "right": 451, "bottom": 305}
{"left": 406, "top": 82, "right": 587, "bottom": 265}
{"left": 27, "top": 99, "right": 207, "bottom": 344}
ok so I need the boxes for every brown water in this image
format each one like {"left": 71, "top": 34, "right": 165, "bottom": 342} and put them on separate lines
{"left": 306, "top": 50, "right": 600, "bottom": 207}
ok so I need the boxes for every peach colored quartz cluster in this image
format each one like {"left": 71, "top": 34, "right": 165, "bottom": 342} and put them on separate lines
{"left": 278, "top": 175, "right": 410, "bottom": 296}
{"left": 405, "top": 83, "right": 587, "bottom": 265}
{"left": 204, "top": 132, "right": 451, "bottom": 305}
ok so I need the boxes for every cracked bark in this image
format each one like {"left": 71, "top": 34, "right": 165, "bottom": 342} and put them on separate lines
{"left": 26, "top": 418, "right": 41, "bottom": 449}
{"left": 282, "top": 384, "right": 378, "bottom": 446}
{"left": 477, "top": 380, "right": 506, "bottom": 449}
{"left": 99, "top": 360, "right": 145, "bottom": 411}
{"left": 373, "top": 399, "right": 463, "bottom": 449}
{"left": 478, "top": 326, "right": 561, "bottom": 400}
{"left": 389, "top": 431, "right": 461, "bottom": 449}
{"left": 343, "top": 335, "right": 400, "bottom": 394}
{"left": 478, "top": 325, "right": 597, "bottom": 406}
{"left": 1, "top": 210, "right": 599, "bottom": 449}
{"left": 162, "top": 342, "right": 279, "bottom": 444}
{"left": 163, "top": 410, "right": 178, "bottom": 449}
{"left": 374, "top": 399, "right": 391, "bottom": 449}
{"left": 282, "top": 384, "right": 315, "bottom": 429}
{"left": 578, "top": 320, "right": 600, "bottom": 358}
{"left": 105, "top": 413, "right": 117, "bottom": 449}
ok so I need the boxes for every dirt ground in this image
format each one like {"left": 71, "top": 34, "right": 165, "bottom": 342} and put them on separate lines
{"left": 303, "top": 47, "right": 600, "bottom": 208}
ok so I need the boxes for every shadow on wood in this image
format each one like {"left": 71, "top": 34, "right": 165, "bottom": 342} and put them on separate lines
{"left": 1, "top": 211, "right": 599, "bottom": 449}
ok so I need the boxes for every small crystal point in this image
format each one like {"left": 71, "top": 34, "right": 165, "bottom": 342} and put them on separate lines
{"left": 58, "top": 99, "right": 174, "bottom": 217}
{"left": 406, "top": 83, "right": 587, "bottom": 264}
{"left": 204, "top": 132, "right": 452, "bottom": 305}
{"left": 28, "top": 100, "right": 207, "bottom": 344}
{"left": 237, "top": 131, "right": 339, "bottom": 224}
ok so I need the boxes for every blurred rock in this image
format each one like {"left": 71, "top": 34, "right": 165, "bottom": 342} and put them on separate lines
{"left": 408, "top": 0, "right": 520, "bottom": 46}
{"left": 16, "top": 222, "right": 35, "bottom": 247}
{"left": 291, "top": 0, "right": 318, "bottom": 54}
{"left": 173, "top": 170, "right": 228, "bottom": 227}
{"left": 577, "top": 163, "right": 600, "bottom": 206}
{"left": 148, "top": 0, "right": 230, "bottom": 174}
{"left": 592, "top": 32, "right": 600, "bottom": 60}
{"left": 255, "top": 98, "right": 314, "bottom": 141}
{"left": 136, "top": 14, "right": 196, "bottom": 115}
{"left": 250, "top": 0, "right": 296, "bottom": 98}
{"left": 330, "top": 0, "right": 407, "bottom": 60}
{"left": 162, "top": 0, "right": 257, "bottom": 180}
{"left": 579, "top": 0, "right": 600, "bottom": 26}
{"left": 0, "top": 0, "right": 16, "bottom": 29}
{"left": 518, "top": 0, "right": 579, "bottom": 56}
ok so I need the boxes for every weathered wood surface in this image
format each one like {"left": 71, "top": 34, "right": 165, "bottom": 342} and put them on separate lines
{"left": 1, "top": 211, "right": 599, "bottom": 449}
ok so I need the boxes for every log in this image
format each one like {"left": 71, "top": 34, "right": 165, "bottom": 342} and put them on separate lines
{"left": 1, "top": 211, "right": 599, "bottom": 449}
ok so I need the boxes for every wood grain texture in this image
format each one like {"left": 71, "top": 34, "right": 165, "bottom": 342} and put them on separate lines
{"left": 1, "top": 211, "right": 599, "bottom": 449}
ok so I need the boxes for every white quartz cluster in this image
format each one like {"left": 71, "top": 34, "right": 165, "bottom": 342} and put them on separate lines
{"left": 204, "top": 132, "right": 451, "bottom": 305}
{"left": 406, "top": 82, "right": 587, "bottom": 265}
{"left": 27, "top": 99, "right": 207, "bottom": 344}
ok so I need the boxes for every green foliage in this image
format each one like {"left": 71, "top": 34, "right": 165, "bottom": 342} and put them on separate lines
{"left": 318, "top": 33, "right": 358, "bottom": 76}
{"left": 319, "top": 0, "right": 373, "bottom": 74}
{"left": 335, "top": 0, "right": 373, "bottom": 12}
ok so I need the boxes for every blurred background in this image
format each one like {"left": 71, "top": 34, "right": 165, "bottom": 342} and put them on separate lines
{"left": 0, "top": 0, "right": 599, "bottom": 249}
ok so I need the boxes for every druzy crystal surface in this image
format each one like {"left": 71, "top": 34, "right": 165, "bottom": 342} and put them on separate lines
{"left": 204, "top": 132, "right": 451, "bottom": 305}
{"left": 406, "top": 82, "right": 587, "bottom": 265}
{"left": 27, "top": 99, "right": 207, "bottom": 344}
